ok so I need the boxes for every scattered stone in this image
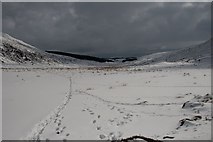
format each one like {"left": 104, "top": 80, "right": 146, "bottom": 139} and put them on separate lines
{"left": 182, "top": 101, "right": 203, "bottom": 109}
{"left": 99, "top": 134, "right": 106, "bottom": 139}
{"left": 204, "top": 116, "right": 212, "bottom": 121}
{"left": 178, "top": 118, "right": 194, "bottom": 127}
{"left": 191, "top": 115, "right": 202, "bottom": 121}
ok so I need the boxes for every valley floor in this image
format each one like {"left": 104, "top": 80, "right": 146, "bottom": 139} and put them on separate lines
{"left": 2, "top": 64, "right": 212, "bottom": 140}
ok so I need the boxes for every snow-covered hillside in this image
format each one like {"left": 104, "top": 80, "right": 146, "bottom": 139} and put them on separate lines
{"left": 1, "top": 33, "right": 211, "bottom": 69}
{"left": 0, "top": 33, "right": 82, "bottom": 66}
{"left": 133, "top": 39, "right": 211, "bottom": 68}
{"left": 0, "top": 34, "right": 121, "bottom": 68}
{"left": 165, "top": 39, "right": 211, "bottom": 63}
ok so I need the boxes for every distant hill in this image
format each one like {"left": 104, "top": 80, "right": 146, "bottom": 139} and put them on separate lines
{"left": 46, "top": 50, "right": 113, "bottom": 63}
{"left": 46, "top": 50, "right": 138, "bottom": 63}
{"left": 0, "top": 33, "right": 76, "bottom": 65}
{"left": 0, "top": 33, "right": 137, "bottom": 65}
{"left": 1, "top": 33, "right": 211, "bottom": 68}
{"left": 133, "top": 38, "right": 211, "bottom": 67}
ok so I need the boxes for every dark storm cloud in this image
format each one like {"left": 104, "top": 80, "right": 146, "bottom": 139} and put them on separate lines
{"left": 2, "top": 2, "right": 211, "bottom": 57}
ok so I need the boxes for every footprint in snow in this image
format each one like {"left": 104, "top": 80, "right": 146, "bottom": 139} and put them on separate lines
{"left": 116, "top": 121, "right": 125, "bottom": 126}
{"left": 185, "top": 93, "right": 192, "bottom": 96}
{"left": 111, "top": 106, "right": 115, "bottom": 110}
{"left": 56, "top": 126, "right": 66, "bottom": 135}
{"left": 107, "top": 131, "right": 123, "bottom": 140}
{"left": 118, "top": 110, "right": 124, "bottom": 114}
{"left": 97, "top": 126, "right": 101, "bottom": 130}
{"left": 57, "top": 121, "right": 61, "bottom": 126}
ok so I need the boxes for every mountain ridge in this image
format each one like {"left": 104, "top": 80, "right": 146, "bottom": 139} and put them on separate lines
{"left": 0, "top": 33, "right": 211, "bottom": 67}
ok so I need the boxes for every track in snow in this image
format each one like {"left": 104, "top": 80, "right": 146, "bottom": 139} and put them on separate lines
{"left": 76, "top": 90, "right": 182, "bottom": 106}
{"left": 24, "top": 77, "right": 73, "bottom": 140}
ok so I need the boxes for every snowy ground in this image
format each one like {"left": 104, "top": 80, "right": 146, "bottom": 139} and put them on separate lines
{"left": 2, "top": 63, "right": 212, "bottom": 140}
{"left": 2, "top": 70, "right": 69, "bottom": 139}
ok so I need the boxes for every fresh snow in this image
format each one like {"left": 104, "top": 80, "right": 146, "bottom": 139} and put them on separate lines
{"left": 2, "top": 65, "right": 211, "bottom": 140}
{"left": 1, "top": 34, "right": 212, "bottom": 141}
{"left": 2, "top": 71, "right": 69, "bottom": 139}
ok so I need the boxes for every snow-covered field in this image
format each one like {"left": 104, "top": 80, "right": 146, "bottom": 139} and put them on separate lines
{"left": 2, "top": 63, "right": 212, "bottom": 141}
{"left": 2, "top": 70, "right": 70, "bottom": 139}
{"left": 1, "top": 34, "right": 212, "bottom": 141}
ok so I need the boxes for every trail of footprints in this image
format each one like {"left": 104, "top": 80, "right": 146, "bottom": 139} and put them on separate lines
{"left": 47, "top": 95, "right": 138, "bottom": 140}
{"left": 53, "top": 114, "right": 70, "bottom": 138}
{"left": 107, "top": 104, "right": 134, "bottom": 127}
{"left": 82, "top": 108, "right": 102, "bottom": 131}
{"left": 81, "top": 103, "right": 137, "bottom": 140}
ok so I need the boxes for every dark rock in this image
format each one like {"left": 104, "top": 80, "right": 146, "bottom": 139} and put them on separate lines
{"left": 163, "top": 136, "right": 175, "bottom": 139}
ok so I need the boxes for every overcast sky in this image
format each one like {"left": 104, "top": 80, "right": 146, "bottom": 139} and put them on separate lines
{"left": 2, "top": 2, "right": 211, "bottom": 57}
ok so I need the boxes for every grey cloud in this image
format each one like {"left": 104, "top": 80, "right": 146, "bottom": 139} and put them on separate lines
{"left": 2, "top": 2, "right": 211, "bottom": 57}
